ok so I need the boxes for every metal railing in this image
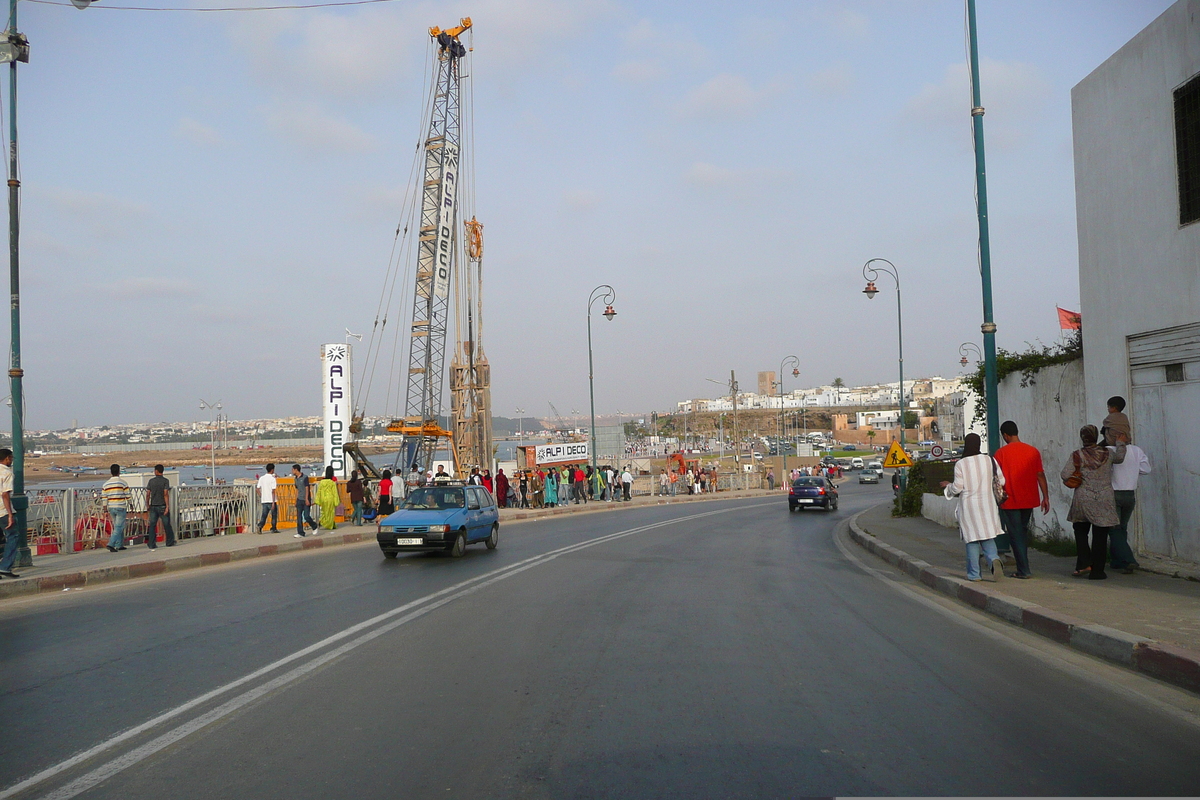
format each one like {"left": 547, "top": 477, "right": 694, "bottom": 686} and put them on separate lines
{"left": 22, "top": 485, "right": 256, "bottom": 554}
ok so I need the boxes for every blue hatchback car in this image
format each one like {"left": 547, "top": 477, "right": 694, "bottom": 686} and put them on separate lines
{"left": 377, "top": 484, "right": 499, "bottom": 558}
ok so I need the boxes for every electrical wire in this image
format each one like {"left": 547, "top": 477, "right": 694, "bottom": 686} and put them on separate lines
{"left": 26, "top": 0, "right": 405, "bottom": 11}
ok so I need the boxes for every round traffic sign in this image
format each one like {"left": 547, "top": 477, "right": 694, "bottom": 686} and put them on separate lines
{"left": 931, "top": 444, "right": 944, "bottom": 458}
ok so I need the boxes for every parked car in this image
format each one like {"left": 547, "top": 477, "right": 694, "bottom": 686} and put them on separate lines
{"left": 859, "top": 470, "right": 879, "bottom": 484}
{"left": 788, "top": 476, "right": 839, "bottom": 512}
{"left": 376, "top": 485, "right": 499, "bottom": 558}
{"left": 844, "top": 444, "right": 858, "bottom": 451}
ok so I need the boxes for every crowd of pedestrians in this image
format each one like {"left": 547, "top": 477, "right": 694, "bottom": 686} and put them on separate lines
{"left": 937, "top": 395, "right": 1151, "bottom": 583}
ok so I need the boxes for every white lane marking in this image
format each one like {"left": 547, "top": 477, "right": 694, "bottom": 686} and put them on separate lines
{"left": 6, "top": 503, "right": 758, "bottom": 800}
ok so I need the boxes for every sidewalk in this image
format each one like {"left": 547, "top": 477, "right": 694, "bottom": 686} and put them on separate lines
{"left": 0, "top": 488, "right": 771, "bottom": 601}
{"left": 849, "top": 502, "right": 1200, "bottom": 694}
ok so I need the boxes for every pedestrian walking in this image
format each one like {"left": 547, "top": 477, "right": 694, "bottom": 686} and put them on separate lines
{"left": 544, "top": 469, "right": 558, "bottom": 506}
{"left": 102, "top": 464, "right": 131, "bottom": 553}
{"left": 482, "top": 469, "right": 494, "bottom": 494}
{"left": 315, "top": 466, "right": 339, "bottom": 531}
{"left": 940, "top": 434, "right": 1006, "bottom": 582}
{"left": 495, "top": 468, "right": 510, "bottom": 508}
{"left": 378, "top": 470, "right": 395, "bottom": 516}
{"left": 292, "top": 464, "right": 318, "bottom": 537}
{"left": 685, "top": 470, "right": 695, "bottom": 495}
{"left": 573, "top": 466, "right": 587, "bottom": 504}
{"left": 767, "top": 469, "right": 775, "bottom": 491}
{"left": 468, "top": 467, "right": 482, "bottom": 485}
{"left": 659, "top": 469, "right": 668, "bottom": 496}
{"left": 433, "top": 465, "right": 451, "bottom": 485}
{"left": 146, "top": 464, "right": 175, "bottom": 548}
{"left": 1108, "top": 429, "right": 1150, "bottom": 574}
{"left": 518, "top": 469, "right": 530, "bottom": 508}
{"left": 256, "top": 463, "right": 279, "bottom": 533}
{"left": 1063, "top": 424, "right": 1125, "bottom": 580}
{"left": 347, "top": 469, "right": 365, "bottom": 527}
{"left": 621, "top": 466, "right": 633, "bottom": 501}
{"left": 0, "top": 448, "right": 20, "bottom": 578}
{"left": 993, "top": 421, "right": 1050, "bottom": 579}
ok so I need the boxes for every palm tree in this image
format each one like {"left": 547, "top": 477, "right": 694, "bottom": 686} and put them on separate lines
{"left": 832, "top": 377, "right": 845, "bottom": 405}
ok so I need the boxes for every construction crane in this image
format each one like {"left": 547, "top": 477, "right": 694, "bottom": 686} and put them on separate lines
{"left": 449, "top": 216, "right": 493, "bottom": 475}
{"left": 382, "top": 17, "right": 486, "bottom": 478}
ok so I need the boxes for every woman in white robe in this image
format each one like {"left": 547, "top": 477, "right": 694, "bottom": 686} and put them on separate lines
{"left": 941, "top": 433, "right": 1006, "bottom": 581}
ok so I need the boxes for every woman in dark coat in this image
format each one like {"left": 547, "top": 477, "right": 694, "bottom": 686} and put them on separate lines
{"left": 494, "top": 468, "right": 510, "bottom": 509}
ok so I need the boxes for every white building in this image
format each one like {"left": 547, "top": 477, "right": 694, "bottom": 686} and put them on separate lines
{"left": 1072, "top": 0, "right": 1200, "bottom": 562}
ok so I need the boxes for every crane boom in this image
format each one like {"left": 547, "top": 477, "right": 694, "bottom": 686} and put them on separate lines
{"left": 392, "top": 22, "right": 470, "bottom": 474}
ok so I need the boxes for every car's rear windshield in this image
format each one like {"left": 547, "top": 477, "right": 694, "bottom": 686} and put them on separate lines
{"left": 402, "top": 488, "right": 465, "bottom": 510}
{"left": 792, "top": 478, "right": 823, "bottom": 487}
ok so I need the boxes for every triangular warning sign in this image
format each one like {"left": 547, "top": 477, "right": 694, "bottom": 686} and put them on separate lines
{"left": 883, "top": 441, "right": 913, "bottom": 468}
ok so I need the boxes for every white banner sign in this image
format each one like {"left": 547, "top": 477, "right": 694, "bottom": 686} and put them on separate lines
{"left": 535, "top": 442, "right": 589, "bottom": 466}
{"left": 321, "top": 343, "right": 354, "bottom": 479}
{"left": 432, "top": 142, "right": 459, "bottom": 299}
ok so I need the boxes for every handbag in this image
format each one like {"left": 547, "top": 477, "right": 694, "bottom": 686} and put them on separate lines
{"left": 1063, "top": 451, "right": 1083, "bottom": 489}
{"left": 990, "top": 457, "right": 1008, "bottom": 505}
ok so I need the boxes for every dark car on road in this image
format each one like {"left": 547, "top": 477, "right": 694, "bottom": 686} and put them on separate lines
{"left": 788, "top": 476, "right": 839, "bottom": 512}
{"left": 377, "top": 485, "right": 499, "bottom": 558}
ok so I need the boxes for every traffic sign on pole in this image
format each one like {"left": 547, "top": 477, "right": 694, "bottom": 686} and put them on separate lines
{"left": 883, "top": 441, "right": 913, "bottom": 468}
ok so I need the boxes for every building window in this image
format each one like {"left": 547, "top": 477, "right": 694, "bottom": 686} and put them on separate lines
{"left": 1165, "top": 363, "right": 1185, "bottom": 382}
{"left": 1176, "top": 73, "right": 1200, "bottom": 225}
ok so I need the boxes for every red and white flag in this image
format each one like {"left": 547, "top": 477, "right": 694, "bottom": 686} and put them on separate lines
{"left": 1057, "top": 306, "right": 1081, "bottom": 330}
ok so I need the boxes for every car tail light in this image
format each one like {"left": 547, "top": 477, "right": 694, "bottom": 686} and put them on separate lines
{"left": 818, "top": 488, "right": 825, "bottom": 495}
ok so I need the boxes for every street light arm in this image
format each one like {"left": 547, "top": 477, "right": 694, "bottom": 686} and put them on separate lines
{"left": 959, "top": 342, "right": 983, "bottom": 364}
{"left": 587, "top": 284, "right": 616, "bottom": 316}
{"left": 862, "top": 258, "right": 900, "bottom": 288}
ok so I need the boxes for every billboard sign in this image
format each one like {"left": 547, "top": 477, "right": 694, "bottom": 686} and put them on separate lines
{"left": 535, "top": 441, "right": 589, "bottom": 466}
{"left": 322, "top": 343, "right": 354, "bottom": 478}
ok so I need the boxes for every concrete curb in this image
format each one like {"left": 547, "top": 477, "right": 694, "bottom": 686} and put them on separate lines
{"left": 0, "top": 532, "right": 368, "bottom": 601}
{"left": 847, "top": 512, "right": 1200, "bottom": 696}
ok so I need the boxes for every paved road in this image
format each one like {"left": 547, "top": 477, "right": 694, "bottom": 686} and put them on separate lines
{"left": 5, "top": 482, "right": 1200, "bottom": 798}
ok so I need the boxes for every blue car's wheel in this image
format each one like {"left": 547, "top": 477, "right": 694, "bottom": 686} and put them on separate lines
{"left": 449, "top": 530, "right": 467, "bottom": 558}
{"left": 485, "top": 523, "right": 499, "bottom": 550}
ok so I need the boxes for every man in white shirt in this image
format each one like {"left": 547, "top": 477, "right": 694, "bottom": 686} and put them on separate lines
{"left": 0, "top": 448, "right": 18, "bottom": 578}
{"left": 1109, "top": 431, "right": 1151, "bottom": 574}
{"left": 256, "top": 463, "right": 279, "bottom": 534}
{"left": 621, "top": 467, "right": 633, "bottom": 501}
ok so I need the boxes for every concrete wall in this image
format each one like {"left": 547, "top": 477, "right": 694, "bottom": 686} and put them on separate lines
{"left": 995, "top": 358, "right": 1086, "bottom": 541}
{"left": 1072, "top": 0, "right": 1200, "bottom": 422}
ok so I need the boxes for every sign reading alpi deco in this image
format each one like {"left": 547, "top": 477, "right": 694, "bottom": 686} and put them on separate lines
{"left": 535, "top": 442, "right": 589, "bottom": 466}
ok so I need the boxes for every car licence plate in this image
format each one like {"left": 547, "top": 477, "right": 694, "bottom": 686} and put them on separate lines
{"left": 798, "top": 498, "right": 814, "bottom": 504}
{"left": 395, "top": 537, "right": 423, "bottom": 545}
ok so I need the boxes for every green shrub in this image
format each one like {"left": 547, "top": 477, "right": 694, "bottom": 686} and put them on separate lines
{"left": 893, "top": 460, "right": 958, "bottom": 517}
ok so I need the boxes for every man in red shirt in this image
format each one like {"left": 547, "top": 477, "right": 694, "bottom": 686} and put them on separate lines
{"left": 993, "top": 420, "right": 1050, "bottom": 579}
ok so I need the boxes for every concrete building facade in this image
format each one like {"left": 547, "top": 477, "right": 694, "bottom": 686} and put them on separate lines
{"left": 1072, "top": 0, "right": 1200, "bottom": 562}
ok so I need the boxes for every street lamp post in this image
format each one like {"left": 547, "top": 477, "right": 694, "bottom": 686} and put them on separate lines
{"left": 586, "top": 285, "right": 616, "bottom": 472}
{"left": 967, "top": 0, "right": 1001, "bottom": 452}
{"left": 777, "top": 356, "right": 799, "bottom": 472}
{"left": 199, "top": 399, "right": 222, "bottom": 485}
{"left": 1, "top": 0, "right": 30, "bottom": 568}
{"left": 514, "top": 408, "right": 525, "bottom": 443}
{"left": 861, "top": 259, "right": 905, "bottom": 449}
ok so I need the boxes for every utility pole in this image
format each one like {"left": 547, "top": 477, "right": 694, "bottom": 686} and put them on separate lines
{"left": 2, "top": 0, "right": 29, "bottom": 568}
{"left": 731, "top": 370, "right": 739, "bottom": 466}
{"left": 967, "top": 0, "right": 1001, "bottom": 453}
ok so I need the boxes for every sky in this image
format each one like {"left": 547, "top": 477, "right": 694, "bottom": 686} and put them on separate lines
{"left": 4, "top": 0, "right": 1176, "bottom": 430}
